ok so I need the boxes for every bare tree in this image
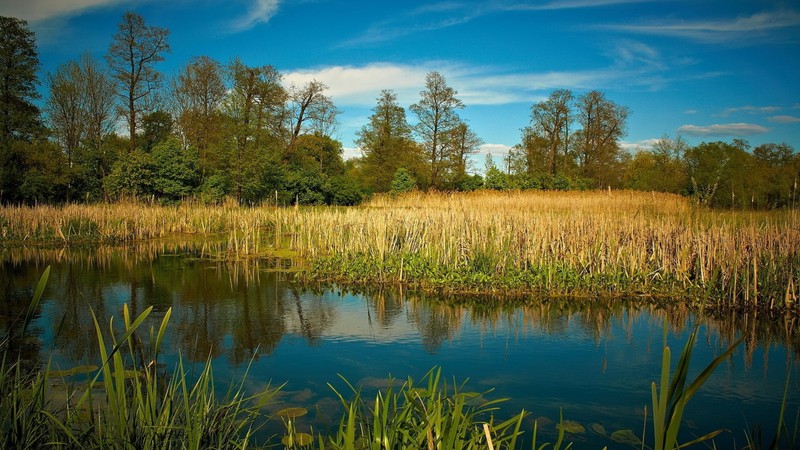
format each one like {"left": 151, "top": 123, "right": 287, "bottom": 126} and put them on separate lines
{"left": 286, "top": 80, "right": 339, "bottom": 150}
{"left": 46, "top": 61, "right": 84, "bottom": 167}
{"left": 106, "top": 11, "right": 170, "bottom": 152}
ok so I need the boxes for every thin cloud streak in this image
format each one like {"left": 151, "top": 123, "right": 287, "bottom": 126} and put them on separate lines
{"left": 603, "top": 10, "right": 800, "bottom": 43}
{"left": 769, "top": 115, "right": 800, "bottom": 124}
{"left": 0, "top": 0, "right": 119, "bottom": 22}
{"left": 229, "top": 0, "right": 281, "bottom": 32}
{"left": 677, "top": 123, "right": 770, "bottom": 136}
{"left": 340, "top": 0, "right": 658, "bottom": 47}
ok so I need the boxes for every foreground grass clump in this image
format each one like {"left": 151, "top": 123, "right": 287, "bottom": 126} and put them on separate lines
{"left": 1, "top": 190, "right": 798, "bottom": 314}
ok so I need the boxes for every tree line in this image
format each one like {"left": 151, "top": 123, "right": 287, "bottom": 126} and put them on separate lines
{"left": 1, "top": 13, "right": 797, "bottom": 208}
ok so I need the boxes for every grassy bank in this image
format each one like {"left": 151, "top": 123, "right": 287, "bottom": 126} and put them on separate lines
{"left": 1, "top": 190, "right": 798, "bottom": 314}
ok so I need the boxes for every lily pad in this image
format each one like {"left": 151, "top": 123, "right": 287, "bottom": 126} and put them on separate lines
{"left": 276, "top": 406, "right": 308, "bottom": 419}
{"left": 556, "top": 420, "right": 586, "bottom": 434}
{"left": 281, "top": 432, "right": 313, "bottom": 446}
{"left": 611, "top": 429, "right": 642, "bottom": 446}
{"left": 590, "top": 423, "right": 606, "bottom": 436}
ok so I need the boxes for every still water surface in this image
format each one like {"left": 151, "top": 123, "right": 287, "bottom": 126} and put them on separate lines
{"left": 2, "top": 245, "right": 798, "bottom": 448}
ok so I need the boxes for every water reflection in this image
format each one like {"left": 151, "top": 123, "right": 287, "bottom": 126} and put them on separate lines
{"left": 1, "top": 244, "right": 798, "bottom": 448}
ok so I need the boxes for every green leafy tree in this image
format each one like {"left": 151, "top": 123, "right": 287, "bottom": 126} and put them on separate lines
{"left": 152, "top": 136, "right": 199, "bottom": 202}
{"left": 0, "top": 16, "right": 44, "bottom": 202}
{"left": 684, "top": 140, "right": 755, "bottom": 208}
{"left": 530, "top": 89, "right": 573, "bottom": 176}
{"left": 625, "top": 135, "right": 688, "bottom": 193}
{"left": 141, "top": 109, "right": 173, "bottom": 151}
{"left": 443, "top": 120, "right": 482, "bottom": 189}
{"left": 223, "top": 59, "right": 286, "bottom": 202}
{"left": 752, "top": 142, "right": 798, "bottom": 208}
{"left": 357, "top": 90, "right": 424, "bottom": 192}
{"left": 573, "top": 90, "right": 629, "bottom": 187}
{"left": 410, "top": 71, "right": 464, "bottom": 189}
{"left": 172, "top": 55, "right": 226, "bottom": 178}
{"left": 105, "top": 149, "right": 156, "bottom": 199}
{"left": 107, "top": 11, "right": 170, "bottom": 152}
{"left": 390, "top": 167, "right": 417, "bottom": 195}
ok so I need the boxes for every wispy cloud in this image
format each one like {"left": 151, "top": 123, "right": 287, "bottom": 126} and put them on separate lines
{"left": 0, "top": 0, "right": 120, "bottom": 22}
{"left": 677, "top": 123, "right": 769, "bottom": 136}
{"left": 229, "top": 0, "right": 281, "bottom": 32}
{"left": 768, "top": 115, "right": 800, "bottom": 124}
{"left": 602, "top": 10, "right": 800, "bottom": 43}
{"left": 284, "top": 41, "right": 685, "bottom": 109}
{"left": 340, "top": 0, "right": 658, "bottom": 47}
{"left": 719, "top": 105, "right": 781, "bottom": 117}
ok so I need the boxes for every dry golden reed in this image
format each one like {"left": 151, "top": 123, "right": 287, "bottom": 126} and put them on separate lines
{"left": 1, "top": 190, "right": 798, "bottom": 313}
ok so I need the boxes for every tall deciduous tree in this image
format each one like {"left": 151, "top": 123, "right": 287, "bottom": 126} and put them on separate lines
{"left": 106, "top": 11, "right": 170, "bottom": 152}
{"left": 172, "top": 55, "right": 226, "bottom": 172}
{"left": 356, "top": 90, "right": 423, "bottom": 192}
{"left": 410, "top": 71, "right": 464, "bottom": 190}
{"left": 443, "top": 120, "right": 482, "bottom": 188}
{"left": 0, "top": 16, "right": 44, "bottom": 202}
{"left": 46, "top": 60, "right": 85, "bottom": 167}
{"left": 531, "top": 89, "right": 573, "bottom": 176}
{"left": 224, "top": 59, "right": 286, "bottom": 202}
{"left": 573, "top": 90, "right": 628, "bottom": 187}
{"left": 78, "top": 53, "right": 117, "bottom": 154}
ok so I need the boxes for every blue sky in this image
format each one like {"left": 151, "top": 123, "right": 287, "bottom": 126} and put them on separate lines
{"left": 3, "top": 0, "right": 799, "bottom": 162}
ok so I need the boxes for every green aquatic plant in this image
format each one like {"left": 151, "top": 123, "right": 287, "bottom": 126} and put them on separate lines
{"left": 324, "top": 367, "right": 528, "bottom": 449}
{"left": 650, "top": 326, "right": 743, "bottom": 450}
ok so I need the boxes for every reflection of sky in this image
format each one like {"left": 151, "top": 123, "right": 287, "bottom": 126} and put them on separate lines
{"left": 6, "top": 256, "right": 799, "bottom": 449}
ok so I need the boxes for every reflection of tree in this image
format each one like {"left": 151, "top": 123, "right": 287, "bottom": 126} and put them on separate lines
{"left": 286, "top": 289, "right": 337, "bottom": 346}
{"left": 0, "top": 262, "right": 44, "bottom": 372}
{"left": 407, "top": 298, "right": 463, "bottom": 353}
{"left": 364, "top": 289, "right": 405, "bottom": 329}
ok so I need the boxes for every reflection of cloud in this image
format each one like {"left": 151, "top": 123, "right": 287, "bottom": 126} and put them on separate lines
{"left": 602, "top": 10, "right": 800, "bottom": 43}
{"left": 677, "top": 123, "right": 769, "bottom": 136}
{"left": 229, "top": 0, "right": 281, "bottom": 31}
{"left": 768, "top": 115, "right": 800, "bottom": 124}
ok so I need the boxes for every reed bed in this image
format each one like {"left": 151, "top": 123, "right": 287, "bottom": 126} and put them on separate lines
{"left": 2, "top": 190, "right": 798, "bottom": 314}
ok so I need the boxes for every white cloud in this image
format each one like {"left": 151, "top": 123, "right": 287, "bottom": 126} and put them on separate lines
{"left": 0, "top": 0, "right": 117, "bottom": 22}
{"left": 342, "top": 147, "right": 362, "bottom": 160}
{"left": 677, "top": 123, "right": 769, "bottom": 136}
{"left": 282, "top": 58, "right": 661, "bottom": 108}
{"left": 283, "top": 63, "right": 429, "bottom": 106}
{"left": 229, "top": 0, "right": 281, "bottom": 32}
{"left": 477, "top": 143, "right": 513, "bottom": 157}
{"left": 603, "top": 10, "right": 800, "bottom": 43}
{"left": 768, "top": 115, "right": 800, "bottom": 124}
{"left": 619, "top": 138, "right": 662, "bottom": 152}
{"left": 684, "top": 109, "right": 698, "bottom": 115}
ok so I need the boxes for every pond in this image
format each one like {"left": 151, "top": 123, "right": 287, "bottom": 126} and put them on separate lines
{"left": 2, "top": 244, "right": 798, "bottom": 448}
